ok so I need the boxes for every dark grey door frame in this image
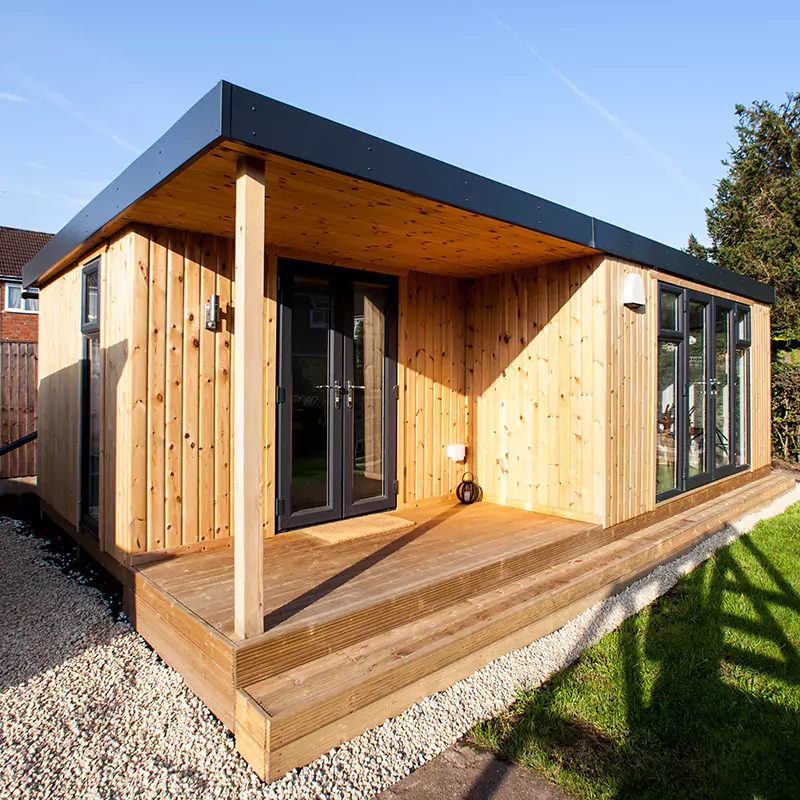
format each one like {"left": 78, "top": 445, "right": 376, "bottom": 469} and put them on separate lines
{"left": 276, "top": 258, "right": 398, "bottom": 532}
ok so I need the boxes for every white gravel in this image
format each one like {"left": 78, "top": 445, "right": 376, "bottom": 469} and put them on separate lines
{"left": 2, "top": 483, "right": 798, "bottom": 800}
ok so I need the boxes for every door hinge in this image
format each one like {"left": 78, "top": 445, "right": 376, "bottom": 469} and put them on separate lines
{"left": 392, "top": 384, "right": 399, "bottom": 401}
{"left": 276, "top": 386, "right": 286, "bottom": 405}
{"left": 392, "top": 480, "right": 399, "bottom": 496}
{"left": 275, "top": 497, "right": 285, "bottom": 516}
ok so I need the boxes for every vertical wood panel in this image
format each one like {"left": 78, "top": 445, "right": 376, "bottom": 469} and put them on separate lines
{"left": 198, "top": 238, "right": 217, "bottom": 542}
{"left": 182, "top": 234, "right": 201, "bottom": 545}
{"left": 0, "top": 341, "right": 38, "bottom": 478}
{"left": 165, "top": 232, "right": 185, "bottom": 547}
{"left": 470, "top": 255, "right": 607, "bottom": 525}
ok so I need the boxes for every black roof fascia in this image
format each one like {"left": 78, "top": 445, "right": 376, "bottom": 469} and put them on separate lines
{"left": 226, "top": 83, "right": 774, "bottom": 305}
{"left": 23, "top": 81, "right": 230, "bottom": 287}
{"left": 24, "top": 80, "right": 775, "bottom": 305}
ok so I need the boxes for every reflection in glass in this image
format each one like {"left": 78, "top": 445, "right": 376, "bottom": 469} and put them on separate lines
{"left": 352, "top": 283, "right": 387, "bottom": 503}
{"left": 737, "top": 307, "right": 750, "bottom": 342}
{"left": 657, "top": 341, "right": 679, "bottom": 494}
{"left": 660, "top": 290, "right": 679, "bottom": 331}
{"left": 687, "top": 301, "right": 707, "bottom": 477}
{"left": 87, "top": 337, "right": 101, "bottom": 521}
{"left": 85, "top": 269, "right": 99, "bottom": 326}
{"left": 735, "top": 348, "right": 749, "bottom": 465}
{"left": 715, "top": 307, "right": 731, "bottom": 467}
{"left": 291, "top": 278, "right": 332, "bottom": 512}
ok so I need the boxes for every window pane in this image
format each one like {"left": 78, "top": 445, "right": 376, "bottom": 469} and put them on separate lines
{"left": 85, "top": 269, "right": 99, "bottom": 326}
{"left": 88, "top": 338, "right": 101, "bottom": 521}
{"left": 657, "top": 341, "right": 679, "bottom": 494}
{"left": 735, "top": 348, "right": 749, "bottom": 465}
{"left": 23, "top": 295, "right": 38, "bottom": 312}
{"left": 352, "top": 283, "right": 387, "bottom": 504}
{"left": 688, "top": 301, "right": 707, "bottom": 477}
{"left": 737, "top": 307, "right": 750, "bottom": 342}
{"left": 290, "top": 277, "right": 332, "bottom": 513}
{"left": 6, "top": 286, "right": 21, "bottom": 310}
{"left": 715, "top": 306, "right": 731, "bottom": 468}
{"left": 660, "top": 290, "right": 678, "bottom": 331}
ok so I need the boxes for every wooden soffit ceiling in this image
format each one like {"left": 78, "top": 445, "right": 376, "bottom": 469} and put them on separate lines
{"left": 122, "top": 143, "right": 598, "bottom": 278}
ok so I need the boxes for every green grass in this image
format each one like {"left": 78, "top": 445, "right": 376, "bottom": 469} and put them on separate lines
{"left": 468, "top": 502, "right": 800, "bottom": 800}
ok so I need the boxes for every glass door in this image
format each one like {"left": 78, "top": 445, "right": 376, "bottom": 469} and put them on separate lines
{"left": 277, "top": 260, "right": 397, "bottom": 531}
{"left": 658, "top": 283, "right": 751, "bottom": 501}
{"left": 686, "top": 294, "right": 711, "bottom": 489}
{"left": 343, "top": 281, "right": 396, "bottom": 517}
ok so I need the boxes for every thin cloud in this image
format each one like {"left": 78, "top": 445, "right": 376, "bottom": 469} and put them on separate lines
{"left": 23, "top": 161, "right": 45, "bottom": 170}
{"left": 11, "top": 70, "right": 139, "bottom": 155}
{"left": 474, "top": 2, "right": 703, "bottom": 197}
{"left": 0, "top": 92, "right": 34, "bottom": 103}
{"left": 0, "top": 182, "right": 87, "bottom": 207}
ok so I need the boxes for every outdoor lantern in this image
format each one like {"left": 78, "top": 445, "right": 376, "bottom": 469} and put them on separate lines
{"left": 456, "top": 472, "right": 480, "bottom": 505}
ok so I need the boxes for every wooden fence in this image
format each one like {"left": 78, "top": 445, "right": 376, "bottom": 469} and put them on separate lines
{"left": 0, "top": 341, "right": 38, "bottom": 478}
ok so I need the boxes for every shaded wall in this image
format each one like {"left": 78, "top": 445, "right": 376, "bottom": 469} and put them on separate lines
{"left": 468, "top": 255, "right": 608, "bottom": 524}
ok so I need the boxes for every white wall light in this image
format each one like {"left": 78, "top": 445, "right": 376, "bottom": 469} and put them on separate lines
{"left": 623, "top": 273, "right": 646, "bottom": 310}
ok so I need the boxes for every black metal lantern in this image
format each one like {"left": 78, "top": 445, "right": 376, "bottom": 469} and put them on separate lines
{"left": 456, "top": 472, "right": 480, "bottom": 505}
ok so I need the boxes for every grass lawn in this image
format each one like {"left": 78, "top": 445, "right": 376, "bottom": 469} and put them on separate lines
{"left": 468, "top": 502, "right": 800, "bottom": 800}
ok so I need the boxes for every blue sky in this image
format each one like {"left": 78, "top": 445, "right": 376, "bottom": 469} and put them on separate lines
{"left": 1, "top": 0, "right": 797, "bottom": 250}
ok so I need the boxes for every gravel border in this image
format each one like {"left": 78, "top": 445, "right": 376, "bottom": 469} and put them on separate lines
{"left": 2, "top": 484, "right": 798, "bottom": 800}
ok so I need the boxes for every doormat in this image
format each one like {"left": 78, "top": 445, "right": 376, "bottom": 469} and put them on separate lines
{"left": 301, "top": 514, "right": 416, "bottom": 544}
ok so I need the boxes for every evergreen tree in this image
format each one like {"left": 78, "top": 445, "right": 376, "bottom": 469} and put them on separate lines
{"left": 689, "top": 94, "right": 800, "bottom": 339}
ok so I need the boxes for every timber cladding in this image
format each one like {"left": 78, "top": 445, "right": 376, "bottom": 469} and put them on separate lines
{"left": 469, "top": 256, "right": 608, "bottom": 524}
{"left": 35, "top": 224, "right": 773, "bottom": 561}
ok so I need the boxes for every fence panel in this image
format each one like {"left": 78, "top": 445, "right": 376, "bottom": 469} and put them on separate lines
{"left": 0, "top": 341, "right": 38, "bottom": 478}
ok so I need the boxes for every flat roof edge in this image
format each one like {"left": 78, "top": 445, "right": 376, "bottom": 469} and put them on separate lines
{"left": 23, "top": 81, "right": 228, "bottom": 287}
{"left": 23, "top": 80, "right": 776, "bottom": 306}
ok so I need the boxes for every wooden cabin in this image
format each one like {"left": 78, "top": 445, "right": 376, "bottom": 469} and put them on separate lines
{"left": 23, "top": 81, "right": 787, "bottom": 781}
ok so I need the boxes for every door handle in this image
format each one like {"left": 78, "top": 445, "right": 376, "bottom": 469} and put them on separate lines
{"left": 315, "top": 380, "right": 342, "bottom": 409}
{"left": 345, "top": 381, "right": 366, "bottom": 408}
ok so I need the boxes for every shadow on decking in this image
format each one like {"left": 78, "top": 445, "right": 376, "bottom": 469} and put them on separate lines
{"left": 466, "top": 529, "right": 800, "bottom": 799}
{"left": 262, "top": 504, "right": 467, "bottom": 630}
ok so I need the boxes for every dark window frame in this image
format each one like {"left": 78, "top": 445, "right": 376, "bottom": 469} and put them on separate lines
{"left": 81, "top": 258, "right": 101, "bottom": 335}
{"left": 656, "top": 283, "right": 751, "bottom": 504}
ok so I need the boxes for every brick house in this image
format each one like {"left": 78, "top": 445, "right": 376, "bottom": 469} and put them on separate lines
{"left": 0, "top": 226, "right": 53, "bottom": 342}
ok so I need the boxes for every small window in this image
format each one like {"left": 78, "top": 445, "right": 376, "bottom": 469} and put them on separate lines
{"left": 5, "top": 284, "right": 39, "bottom": 313}
{"left": 659, "top": 288, "right": 681, "bottom": 333}
{"left": 82, "top": 259, "right": 100, "bottom": 334}
{"left": 736, "top": 305, "right": 751, "bottom": 347}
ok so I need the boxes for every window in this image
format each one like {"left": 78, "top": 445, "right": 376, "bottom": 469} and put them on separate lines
{"left": 5, "top": 284, "right": 38, "bottom": 313}
{"left": 657, "top": 287, "right": 683, "bottom": 498}
{"left": 81, "top": 257, "right": 101, "bottom": 532}
{"left": 656, "top": 284, "right": 750, "bottom": 502}
{"left": 82, "top": 258, "right": 100, "bottom": 334}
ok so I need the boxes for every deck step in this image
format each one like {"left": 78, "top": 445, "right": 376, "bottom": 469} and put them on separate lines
{"left": 239, "top": 471, "right": 796, "bottom": 780}
{"left": 234, "top": 474, "right": 789, "bottom": 687}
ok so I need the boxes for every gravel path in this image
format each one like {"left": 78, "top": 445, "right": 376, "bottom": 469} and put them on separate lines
{"left": 2, "top": 485, "right": 798, "bottom": 800}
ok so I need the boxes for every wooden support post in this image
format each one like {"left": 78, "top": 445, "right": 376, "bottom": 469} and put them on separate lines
{"left": 234, "top": 157, "right": 266, "bottom": 639}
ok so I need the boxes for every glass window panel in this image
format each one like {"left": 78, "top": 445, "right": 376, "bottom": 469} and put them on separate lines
{"left": 687, "top": 301, "right": 707, "bottom": 478}
{"left": 290, "top": 278, "right": 332, "bottom": 513}
{"left": 23, "top": 294, "right": 38, "bottom": 312}
{"left": 87, "top": 337, "right": 101, "bottom": 521}
{"left": 352, "top": 283, "right": 387, "bottom": 503}
{"left": 84, "top": 269, "right": 99, "bottom": 327}
{"left": 735, "top": 348, "right": 749, "bottom": 465}
{"left": 660, "top": 290, "right": 679, "bottom": 331}
{"left": 737, "top": 306, "right": 750, "bottom": 343}
{"left": 6, "top": 285, "right": 22, "bottom": 310}
{"left": 715, "top": 306, "right": 731, "bottom": 468}
{"left": 657, "top": 340, "right": 679, "bottom": 494}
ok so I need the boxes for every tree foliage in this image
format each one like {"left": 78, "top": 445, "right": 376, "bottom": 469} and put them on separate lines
{"left": 691, "top": 94, "right": 800, "bottom": 339}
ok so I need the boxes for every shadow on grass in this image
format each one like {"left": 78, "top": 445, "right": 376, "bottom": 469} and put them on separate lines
{"left": 468, "top": 528, "right": 800, "bottom": 800}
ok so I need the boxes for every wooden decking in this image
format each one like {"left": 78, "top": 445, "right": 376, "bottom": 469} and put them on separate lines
{"left": 125, "top": 469, "right": 796, "bottom": 782}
